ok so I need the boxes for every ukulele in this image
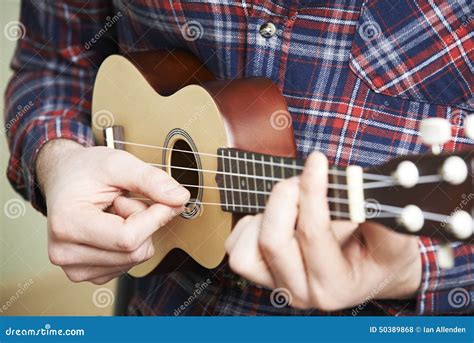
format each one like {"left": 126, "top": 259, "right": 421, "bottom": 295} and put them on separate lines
{"left": 91, "top": 50, "right": 474, "bottom": 277}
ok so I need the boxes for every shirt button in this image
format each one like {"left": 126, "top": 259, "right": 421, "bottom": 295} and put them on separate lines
{"left": 259, "top": 22, "right": 277, "bottom": 38}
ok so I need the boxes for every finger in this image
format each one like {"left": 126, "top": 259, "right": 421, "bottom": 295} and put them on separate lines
{"left": 259, "top": 177, "right": 308, "bottom": 301}
{"left": 48, "top": 237, "right": 154, "bottom": 267}
{"left": 90, "top": 272, "right": 124, "bottom": 285}
{"left": 227, "top": 214, "right": 274, "bottom": 289}
{"left": 331, "top": 220, "right": 359, "bottom": 246}
{"left": 113, "top": 196, "right": 149, "bottom": 218}
{"left": 104, "top": 150, "right": 190, "bottom": 206}
{"left": 297, "top": 152, "right": 350, "bottom": 279}
{"left": 225, "top": 215, "right": 255, "bottom": 253}
{"left": 52, "top": 203, "right": 182, "bottom": 252}
{"left": 359, "top": 222, "right": 419, "bottom": 266}
{"left": 63, "top": 263, "right": 134, "bottom": 283}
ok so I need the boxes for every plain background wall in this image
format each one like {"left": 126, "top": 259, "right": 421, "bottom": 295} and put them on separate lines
{"left": 1, "top": 0, "right": 116, "bottom": 316}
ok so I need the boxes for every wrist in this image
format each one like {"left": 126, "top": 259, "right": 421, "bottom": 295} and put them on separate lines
{"left": 380, "top": 249, "right": 422, "bottom": 300}
{"left": 36, "top": 139, "right": 85, "bottom": 195}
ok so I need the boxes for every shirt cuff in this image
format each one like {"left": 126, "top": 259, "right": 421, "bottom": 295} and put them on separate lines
{"left": 416, "top": 237, "right": 473, "bottom": 315}
{"left": 8, "top": 118, "right": 94, "bottom": 215}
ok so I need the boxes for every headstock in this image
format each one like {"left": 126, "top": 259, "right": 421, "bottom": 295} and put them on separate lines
{"left": 363, "top": 117, "right": 473, "bottom": 268}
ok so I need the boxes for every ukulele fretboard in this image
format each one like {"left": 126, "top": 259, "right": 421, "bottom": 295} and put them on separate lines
{"left": 215, "top": 148, "right": 350, "bottom": 220}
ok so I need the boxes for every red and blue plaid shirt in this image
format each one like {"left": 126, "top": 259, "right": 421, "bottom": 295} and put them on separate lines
{"left": 5, "top": 0, "right": 474, "bottom": 316}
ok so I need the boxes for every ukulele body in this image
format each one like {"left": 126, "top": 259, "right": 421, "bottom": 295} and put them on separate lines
{"left": 92, "top": 50, "right": 297, "bottom": 277}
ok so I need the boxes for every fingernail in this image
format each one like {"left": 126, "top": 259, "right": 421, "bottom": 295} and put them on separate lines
{"left": 164, "top": 183, "right": 189, "bottom": 197}
{"left": 172, "top": 207, "right": 184, "bottom": 215}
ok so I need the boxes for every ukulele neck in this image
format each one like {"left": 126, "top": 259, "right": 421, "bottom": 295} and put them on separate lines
{"left": 215, "top": 148, "right": 356, "bottom": 221}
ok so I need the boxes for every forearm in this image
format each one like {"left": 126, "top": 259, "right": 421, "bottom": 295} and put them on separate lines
{"left": 4, "top": 0, "right": 117, "bottom": 213}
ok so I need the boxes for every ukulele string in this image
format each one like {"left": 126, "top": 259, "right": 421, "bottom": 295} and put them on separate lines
{"left": 112, "top": 140, "right": 390, "bottom": 181}
{"left": 129, "top": 197, "right": 451, "bottom": 224}
{"left": 149, "top": 162, "right": 348, "bottom": 190}
{"left": 146, "top": 162, "right": 445, "bottom": 190}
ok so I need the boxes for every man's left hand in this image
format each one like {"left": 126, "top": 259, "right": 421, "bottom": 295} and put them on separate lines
{"left": 225, "top": 152, "right": 422, "bottom": 310}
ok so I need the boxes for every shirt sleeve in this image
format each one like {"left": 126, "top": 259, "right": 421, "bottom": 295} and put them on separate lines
{"left": 4, "top": 0, "right": 118, "bottom": 214}
{"left": 416, "top": 238, "right": 473, "bottom": 315}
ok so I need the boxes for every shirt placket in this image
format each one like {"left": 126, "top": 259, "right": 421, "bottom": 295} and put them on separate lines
{"left": 243, "top": 0, "right": 299, "bottom": 86}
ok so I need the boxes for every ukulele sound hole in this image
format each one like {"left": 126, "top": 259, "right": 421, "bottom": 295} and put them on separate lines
{"left": 169, "top": 138, "right": 201, "bottom": 218}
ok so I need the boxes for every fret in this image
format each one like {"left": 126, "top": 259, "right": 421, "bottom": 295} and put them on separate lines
{"left": 233, "top": 150, "right": 243, "bottom": 212}
{"left": 256, "top": 155, "right": 266, "bottom": 211}
{"left": 240, "top": 151, "right": 251, "bottom": 210}
{"left": 248, "top": 153, "right": 259, "bottom": 213}
{"left": 291, "top": 159, "right": 298, "bottom": 177}
{"left": 216, "top": 149, "right": 229, "bottom": 212}
{"left": 263, "top": 155, "right": 273, "bottom": 194}
{"left": 216, "top": 148, "right": 350, "bottom": 217}
{"left": 273, "top": 156, "right": 283, "bottom": 187}
{"left": 226, "top": 149, "right": 236, "bottom": 212}
{"left": 327, "top": 166, "right": 350, "bottom": 220}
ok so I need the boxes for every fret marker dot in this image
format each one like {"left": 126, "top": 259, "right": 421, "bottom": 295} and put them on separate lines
{"left": 241, "top": 179, "right": 246, "bottom": 187}
{"left": 267, "top": 182, "right": 272, "bottom": 190}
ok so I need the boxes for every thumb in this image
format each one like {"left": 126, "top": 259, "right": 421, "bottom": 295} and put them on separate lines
{"left": 104, "top": 150, "right": 190, "bottom": 206}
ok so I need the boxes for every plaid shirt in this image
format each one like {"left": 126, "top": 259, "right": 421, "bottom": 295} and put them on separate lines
{"left": 4, "top": 0, "right": 474, "bottom": 316}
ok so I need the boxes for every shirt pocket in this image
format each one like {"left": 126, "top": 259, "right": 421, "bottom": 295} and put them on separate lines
{"left": 349, "top": 0, "right": 473, "bottom": 109}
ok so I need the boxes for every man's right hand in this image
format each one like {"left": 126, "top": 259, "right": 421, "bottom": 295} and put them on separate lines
{"left": 36, "top": 139, "right": 190, "bottom": 284}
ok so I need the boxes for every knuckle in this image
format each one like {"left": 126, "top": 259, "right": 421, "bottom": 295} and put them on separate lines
{"left": 128, "top": 247, "right": 148, "bottom": 264}
{"left": 65, "top": 269, "right": 87, "bottom": 283}
{"left": 48, "top": 247, "right": 67, "bottom": 266}
{"left": 48, "top": 214, "right": 68, "bottom": 240}
{"left": 308, "top": 286, "right": 342, "bottom": 311}
{"left": 228, "top": 252, "right": 248, "bottom": 275}
{"left": 92, "top": 278, "right": 109, "bottom": 286}
{"left": 146, "top": 244, "right": 155, "bottom": 259}
{"left": 258, "top": 235, "right": 284, "bottom": 257}
{"left": 116, "top": 231, "right": 139, "bottom": 252}
{"left": 296, "top": 222, "right": 317, "bottom": 243}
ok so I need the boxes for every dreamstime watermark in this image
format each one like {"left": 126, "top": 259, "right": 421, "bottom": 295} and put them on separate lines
{"left": 449, "top": 108, "right": 472, "bottom": 127}
{"left": 174, "top": 278, "right": 212, "bottom": 316}
{"left": 4, "top": 21, "right": 26, "bottom": 41}
{"left": 3, "top": 198, "right": 26, "bottom": 219}
{"left": 4, "top": 324, "right": 85, "bottom": 337}
{"left": 447, "top": 287, "right": 472, "bottom": 309}
{"left": 92, "top": 109, "right": 115, "bottom": 130}
{"left": 84, "top": 12, "right": 122, "bottom": 50}
{"left": 0, "top": 279, "right": 34, "bottom": 314}
{"left": 352, "top": 100, "right": 390, "bottom": 138}
{"left": 270, "top": 287, "right": 292, "bottom": 308}
{"left": 446, "top": 13, "right": 474, "bottom": 44}
{"left": 352, "top": 275, "right": 393, "bottom": 316}
{"left": 4, "top": 101, "right": 35, "bottom": 133}
{"left": 270, "top": 110, "right": 292, "bottom": 130}
{"left": 183, "top": 102, "right": 212, "bottom": 131}
{"left": 92, "top": 288, "right": 115, "bottom": 308}
{"left": 359, "top": 20, "right": 382, "bottom": 42}
{"left": 364, "top": 198, "right": 382, "bottom": 219}
{"left": 440, "top": 193, "right": 474, "bottom": 229}
{"left": 181, "top": 21, "right": 204, "bottom": 41}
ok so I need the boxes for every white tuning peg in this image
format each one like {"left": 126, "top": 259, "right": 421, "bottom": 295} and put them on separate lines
{"left": 398, "top": 205, "right": 424, "bottom": 232}
{"left": 464, "top": 114, "right": 474, "bottom": 140}
{"left": 441, "top": 156, "right": 468, "bottom": 185}
{"left": 437, "top": 244, "right": 455, "bottom": 269}
{"left": 447, "top": 210, "right": 473, "bottom": 240}
{"left": 393, "top": 161, "right": 419, "bottom": 188}
{"left": 419, "top": 118, "right": 451, "bottom": 154}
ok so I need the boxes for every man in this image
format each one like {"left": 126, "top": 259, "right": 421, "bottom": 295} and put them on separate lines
{"left": 5, "top": 0, "right": 473, "bottom": 315}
